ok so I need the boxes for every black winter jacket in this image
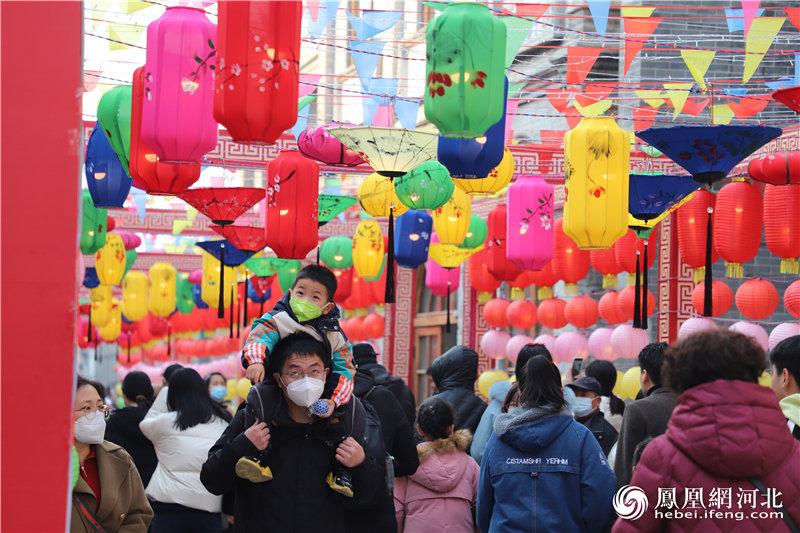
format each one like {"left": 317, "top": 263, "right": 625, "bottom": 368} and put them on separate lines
{"left": 578, "top": 409, "right": 619, "bottom": 458}
{"left": 427, "top": 345, "right": 487, "bottom": 437}
{"left": 356, "top": 360, "right": 417, "bottom": 429}
{"left": 104, "top": 403, "right": 158, "bottom": 487}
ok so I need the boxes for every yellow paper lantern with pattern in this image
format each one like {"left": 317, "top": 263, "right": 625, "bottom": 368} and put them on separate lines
{"left": 148, "top": 262, "right": 177, "bottom": 317}
{"left": 122, "top": 271, "right": 148, "bottom": 321}
{"left": 95, "top": 233, "right": 127, "bottom": 285}
{"left": 99, "top": 299, "right": 122, "bottom": 342}
{"left": 452, "top": 146, "right": 514, "bottom": 195}
{"left": 432, "top": 186, "right": 472, "bottom": 245}
{"left": 90, "top": 285, "right": 113, "bottom": 327}
{"left": 563, "top": 117, "right": 629, "bottom": 250}
{"left": 352, "top": 220, "right": 385, "bottom": 279}
{"left": 357, "top": 173, "right": 409, "bottom": 218}
{"left": 201, "top": 252, "right": 236, "bottom": 309}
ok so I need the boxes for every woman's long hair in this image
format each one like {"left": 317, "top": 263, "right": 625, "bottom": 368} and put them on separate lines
{"left": 167, "top": 368, "right": 228, "bottom": 430}
{"left": 584, "top": 360, "right": 625, "bottom": 416}
{"left": 521, "top": 355, "right": 565, "bottom": 410}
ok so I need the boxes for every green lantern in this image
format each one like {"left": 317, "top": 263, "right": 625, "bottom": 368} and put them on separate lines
{"left": 80, "top": 190, "right": 107, "bottom": 255}
{"left": 318, "top": 194, "right": 358, "bottom": 226}
{"left": 123, "top": 249, "right": 137, "bottom": 278}
{"left": 278, "top": 260, "right": 302, "bottom": 292}
{"left": 176, "top": 277, "right": 195, "bottom": 314}
{"left": 424, "top": 2, "right": 506, "bottom": 139}
{"left": 320, "top": 236, "right": 354, "bottom": 270}
{"left": 459, "top": 216, "right": 488, "bottom": 249}
{"left": 97, "top": 85, "right": 132, "bottom": 171}
{"left": 395, "top": 160, "right": 454, "bottom": 211}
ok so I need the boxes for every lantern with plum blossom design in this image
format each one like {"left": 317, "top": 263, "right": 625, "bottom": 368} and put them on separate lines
{"left": 748, "top": 151, "right": 800, "bottom": 186}
{"left": 297, "top": 123, "right": 366, "bottom": 167}
{"left": 506, "top": 176, "right": 554, "bottom": 271}
{"left": 452, "top": 147, "right": 514, "bottom": 196}
{"left": 358, "top": 173, "right": 408, "bottom": 218}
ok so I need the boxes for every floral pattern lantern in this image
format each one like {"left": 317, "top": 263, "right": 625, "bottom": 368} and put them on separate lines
{"left": 677, "top": 189, "right": 719, "bottom": 282}
{"left": 432, "top": 186, "right": 472, "bottom": 245}
{"left": 297, "top": 123, "right": 366, "bottom": 167}
{"left": 468, "top": 248, "right": 501, "bottom": 302}
{"left": 394, "top": 160, "right": 454, "bottom": 211}
{"left": 95, "top": 234, "right": 127, "bottom": 286}
{"left": 214, "top": 1, "right": 301, "bottom": 144}
{"left": 424, "top": 2, "right": 506, "bottom": 138}
{"left": 563, "top": 117, "right": 629, "bottom": 250}
{"left": 122, "top": 271, "right": 148, "bottom": 321}
{"left": 80, "top": 191, "right": 108, "bottom": 255}
{"left": 713, "top": 180, "right": 762, "bottom": 278}
{"left": 551, "top": 217, "right": 590, "bottom": 294}
{"left": 265, "top": 150, "right": 320, "bottom": 259}
{"left": 748, "top": 151, "right": 800, "bottom": 186}
{"left": 96, "top": 85, "right": 132, "bottom": 171}
{"left": 763, "top": 184, "right": 800, "bottom": 274}
{"left": 486, "top": 204, "right": 521, "bottom": 283}
{"left": 149, "top": 263, "right": 177, "bottom": 317}
{"left": 142, "top": 6, "right": 218, "bottom": 163}
{"left": 85, "top": 124, "right": 132, "bottom": 208}
{"left": 395, "top": 210, "right": 432, "bottom": 269}
{"left": 452, "top": 146, "right": 514, "bottom": 195}
{"left": 320, "top": 236, "right": 354, "bottom": 270}
{"left": 507, "top": 175, "right": 554, "bottom": 271}
{"left": 328, "top": 127, "right": 438, "bottom": 178}
{"left": 352, "top": 220, "right": 385, "bottom": 280}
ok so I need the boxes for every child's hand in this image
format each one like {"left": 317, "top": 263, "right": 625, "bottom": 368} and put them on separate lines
{"left": 245, "top": 363, "right": 265, "bottom": 384}
{"left": 316, "top": 399, "right": 336, "bottom": 418}
{"left": 335, "top": 437, "right": 365, "bottom": 468}
{"left": 244, "top": 421, "right": 270, "bottom": 451}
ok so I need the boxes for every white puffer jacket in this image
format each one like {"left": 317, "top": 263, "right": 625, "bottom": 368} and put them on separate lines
{"left": 140, "top": 408, "right": 228, "bottom": 513}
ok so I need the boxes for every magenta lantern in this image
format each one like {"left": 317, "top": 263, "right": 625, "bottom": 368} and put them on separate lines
{"left": 533, "top": 334, "right": 557, "bottom": 355}
{"left": 424, "top": 259, "right": 460, "bottom": 297}
{"left": 298, "top": 123, "right": 366, "bottom": 167}
{"left": 678, "top": 317, "right": 717, "bottom": 340}
{"left": 729, "top": 321, "right": 769, "bottom": 352}
{"left": 142, "top": 6, "right": 218, "bottom": 163}
{"left": 588, "top": 327, "right": 618, "bottom": 361}
{"left": 505, "top": 335, "right": 535, "bottom": 364}
{"left": 506, "top": 175, "right": 554, "bottom": 270}
{"left": 610, "top": 324, "right": 648, "bottom": 359}
{"left": 480, "top": 329, "right": 511, "bottom": 360}
{"left": 769, "top": 323, "right": 800, "bottom": 351}
{"left": 554, "top": 332, "right": 588, "bottom": 364}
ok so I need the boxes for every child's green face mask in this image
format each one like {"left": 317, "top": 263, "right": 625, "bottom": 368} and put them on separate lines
{"left": 289, "top": 296, "right": 324, "bottom": 322}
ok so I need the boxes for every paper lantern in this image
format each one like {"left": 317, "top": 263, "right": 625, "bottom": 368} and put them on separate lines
{"left": 332, "top": 268, "right": 353, "bottom": 303}
{"left": 628, "top": 174, "right": 700, "bottom": 231}
{"left": 197, "top": 240, "right": 257, "bottom": 269}
{"left": 468, "top": 248, "right": 501, "bottom": 302}
{"left": 729, "top": 322, "right": 769, "bottom": 352}
{"left": 483, "top": 298, "right": 510, "bottom": 329}
{"left": 538, "top": 298, "right": 567, "bottom": 330}
{"left": 480, "top": 330, "right": 511, "bottom": 360}
{"left": 564, "top": 296, "right": 599, "bottom": 329}
{"left": 506, "top": 300, "right": 537, "bottom": 330}
{"left": 320, "top": 236, "right": 353, "bottom": 270}
{"left": 180, "top": 187, "right": 265, "bottom": 226}
{"left": 424, "top": 2, "right": 506, "bottom": 138}
{"left": 142, "top": 6, "right": 218, "bottom": 163}
{"left": 201, "top": 252, "right": 236, "bottom": 310}
{"left": 763, "top": 184, "right": 800, "bottom": 274}
{"left": 452, "top": 146, "right": 514, "bottom": 195}
{"left": 610, "top": 324, "right": 649, "bottom": 359}
{"left": 214, "top": 1, "right": 301, "bottom": 144}
{"left": 95, "top": 234, "right": 127, "bottom": 286}
{"left": 148, "top": 263, "right": 177, "bottom": 317}
{"left": 90, "top": 285, "right": 113, "bottom": 328}
{"left": 394, "top": 160, "right": 454, "bottom": 211}
{"left": 99, "top": 300, "right": 122, "bottom": 342}
{"left": 176, "top": 277, "right": 195, "bottom": 314}
{"left": 785, "top": 279, "right": 800, "bottom": 319}
{"left": 678, "top": 317, "right": 718, "bottom": 340}
{"left": 591, "top": 247, "right": 622, "bottom": 289}
{"left": 328, "top": 127, "right": 438, "bottom": 178}
{"left": 297, "top": 123, "right": 366, "bottom": 166}
{"left": 265, "top": 150, "right": 320, "bottom": 259}
{"left": 588, "top": 328, "right": 618, "bottom": 361}
{"left": 551, "top": 217, "right": 590, "bottom": 294}
{"left": 121, "top": 271, "right": 148, "bottom": 321}
{"left": 506, "top": 175, "right": 555, "bottom": 271}
{"left": 96, "top": 85, "right": 132, "bottom": 171}
{"left": 318, "top": 194, "right": 358, "bottom": 226}
{"left": 352, "top": 220, "right": 385, "bottom": 279}
{"left": 277, "top": 260, "right": 301, "bottom": 292}
{"left": 358, "top": 173, "right": 408, "bottom": 218}
{"left": 395, "top": 210, "right": 432, "bottom": 269}
{"left": 617, "top": 284, "right": 656, "bottom": 320}
{"left": 677, "top": 189, "right": 718, "bottom": 282}
{"left": 478, "top": 370, "right": 510, "bottom": 398}
{"left": 362, "top": 313, "right": 385, "bottom": 340}
{"left": 459, "top": 216, "right": 488, "bottom": 250}
{"left": 425, "top": 259, "right": 460, "bottom": 297}
{"left": 618, "top": 366, "right": 642, "bottom": 400}
{"left": 748, "top": 151, "right": 800, "bottom": 186}
{"left": 533, "top": 334, "right": 557, "bottom": 355}
{"left": 211, "top": 225, "right": 268, "bottom": 254}
{"left": 149, "top": 314, "right": 169, "bottom": 337}
{"left": 769, "top": 323, "right": 800, "bottom": 351}
{"left": 346, "top": 316, "right": 367, "bottom": 342}
{"left": 486, "top": 204, "right": 521, "bottom": 283}
{"left": 714, "top": 180, "right": 763, "bottom": 278}
{"left": 598, "top": 290, "right": 627, "bottom": 325}
{"left": 735, "top": 279, "right": 779, "bottom": 320}
{"left": 505, "top": 335, "right": 535, "bottom": 364}
{"left": 691, "top": 281, "right": 733, "bottom": 317}
{"left": 85, "top": 124, "right": 132, "bottom": 208}
{"left": 432, "top": 186, "right": 471, "bottom": 245}
{"left": 529, "top": 262, "right": 558, "bottom": 300}
{"left": 614, "top": 228, "right": 658, "bottom": 274}
{"left": 554, "top": 332, "right": 588, "bottom": 364}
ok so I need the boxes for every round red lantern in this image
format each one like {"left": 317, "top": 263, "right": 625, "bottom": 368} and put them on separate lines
{"left": 564, "top": 296, "right": 599, "bottom": 329}
{"left": 714, "top": 180, "right": 762, "bottom": 278}
{"left": 691, "top": 280, "right": 733, "bottom": 317}
{"left": 614, "top": 228, "right": 658, "bottom": 275}
{"left": 735, "top": 279, "right": 779, "bottom": 320}
{"left": 506, "top": 300, "right": 537, "bottom": 330}
{"left": 362, "top": 313, "right": 385, "bottom": 339}
{"left": 486, "top": 204, "right": 522, "bottom": 283}
{"left": 483, "top": 299, "right": 510, "bottom": 329}
{"left": 551, "top": 217, "right": 590, "bottom": 294}
{"left": 784, "top": 279, "right": 800, "bottom": 319}
{"left": 763, "top": 184, "right": 800, "bottom": 274}
{"left": 529, "top": 261, "right": 558, "bottom": 300}
{"left": 346, "top": 316, "right": 366, "bottom": 342}
{"left": 590, "top": 247, "right": 622, "bottom": 289}
{"left": 677, "top": 189, "right": 719, "bottom": 282}
{"left": 332, "top": 267, "right": 354, "bottom": 302}
{"left": 748, "top": 151, "right": 800, "bottom": 185}
{"left": 617, "top": 285, "right": 656, "bottom": 320}
{"left": 538, "top": 298, "right": 567, "bottom": 330}
{"left": 468, "top": 248, "right": 501, "bottom": 302}
{"left": 507, "top": 271, "right": 537, "bottom": 300}
{"left": 598, "top": 290, "right": 627, "bottom": 325}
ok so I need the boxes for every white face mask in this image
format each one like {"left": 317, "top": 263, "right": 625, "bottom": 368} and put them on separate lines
{"left": 74, "top": 413, "right": 106, "bottom": 444}
{"left": 284, "top": 377, "right": 325, "bottom": 408}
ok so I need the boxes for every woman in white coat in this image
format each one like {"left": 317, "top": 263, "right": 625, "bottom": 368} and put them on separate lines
{"left": 140, "top": 368, "right": 229, "bottom": 532}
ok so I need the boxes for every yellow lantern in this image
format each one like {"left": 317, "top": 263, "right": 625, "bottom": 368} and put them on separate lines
{"left": 122, "top": 271, "right": 148, "bottom": 321}
{"left": 95, "top": 233, "right": 127, "bottom": 285}
{"left": 201, "top": 252, "right": 236, "bottom": 309}
{"left": 428, "top": 242, "right": 483, "bottom": 268}
{"left": 99, "top": 299, "right": 122, "bottom": 342}
{"left": 432, "top": 186, "right": 472, "bottom": 245}
{"left": 563, "top": 116, "right": 629, "bottom": 250}
{"left": 90, "top": 285, "right": 113, "bottom": 327}
{"left": 352, "top": 220, "right": 384, "bottom": 279}
{"left": 452, "top": 146, "right": 514, "bottom": 195}
{"left": 357, "top": 173, "right": 408, "bottom": 218}
{"left": 148, "top": 262, "right": 177, "bottom": 317}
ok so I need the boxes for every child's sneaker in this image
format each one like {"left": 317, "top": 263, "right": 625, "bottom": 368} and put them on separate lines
{"left": 326, "top": 468, "right": 354, "bottom": 498}
{"left": 235, "top": 456, "right": 273, "bottom": 483}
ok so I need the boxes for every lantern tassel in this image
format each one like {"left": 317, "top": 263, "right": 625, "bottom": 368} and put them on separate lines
{"left": 385, "top": 207, "right": 396, "bottom": 304}
{"left": 642, "top": 242, "right": 649, "bottom": 330}
{"left": 218, "top": 244, "right": 226, "bottom": 319}
{"left": 704, "top": 208, "right": 713, "bottom": 317}
{"left": 602, "top": 274, "right": 617, "bottom": 289}
{"left": 564, "top": 282, "right": 578, "bottom": 296}
{"left": 633, "top": 250, "right": 642, "bottom": 329}
{"left": 781, "top": 258, "right": 800, "bottom": 275}
{"left": 260, "top": 300, "right": 264, "bottom": 317}
{"left": 229, "top": 286, "right": 235, "bottom": 339}
{"left": 236, "top": 286, "right": 241, "bottom": 339}
{"left": 167, "top": 322, "right": 171, "bottom": 357}
{"left": 317, "top": 247, "right": 320, "bottom": 265}
{"left": 94, "top": 340, "right": 99, "bottom": 362}
{"left": 446, "top": 280, "right": 451, "bottom": 333}
{"left": 478, "top": 292, "right": 492, "bottom": 304}
{"left": 127, "top": 335, "right": 131, "bottom": 363}
{"left": 243, "top": 271, "right": 249, "bottom": 330}
{"left": 510, "top": 287, "right": 524, "bottom": 300}
{"left": 726, "top": 262, "right": 743, "bottom": 278}
{"left": 88, "top": 307, "right": 92, "bottom": 343}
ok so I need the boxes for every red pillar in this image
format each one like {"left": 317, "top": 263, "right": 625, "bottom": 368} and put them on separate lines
{"left": 1, "top": 2, "right": 82, "bottom": 530}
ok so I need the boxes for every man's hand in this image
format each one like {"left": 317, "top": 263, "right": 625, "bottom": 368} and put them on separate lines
{"left": 316, "top": 399, "right": 336, "bottom": 419}
{"left": 244, "top": 421, "right": 270, "bottom": 451}
{"left": 335, "top": 437, "right": 365, "bottom": 468}
{"left": 245, "top": 363, "right": 265, "bottom": 384}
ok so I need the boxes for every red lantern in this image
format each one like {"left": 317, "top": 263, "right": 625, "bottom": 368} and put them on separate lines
{"left": 347, "top": 316, "right": 366, "bottom": 342}
{"left": 763, "top": 184, "right": 800, "bottom": 274}
{"left": 468, "top": 248, "right": 501, "bottom": 302}
{"left": 214, "top": 1, "right": 302, "bottom": 145}
{"left": 714, "top": 180, "right": 762, "bottom": 278}
{"left": 591, "top": 247, "right": 622, "bottom": 289}
{"left": 483, "top": 299, "right": 510, "bottom": 329}
{"left": 784, "top": 279, "right": 800, "bottom": 319}
{"left": 265, "top": 150, "right": 320, "bottom": 259}
{"left": 614, "top": 228, "right": 658, "bottom": 275}
{"left": 507, "top": 271, "right": 537, "bottom": 300}
{"left": 551, "top": 217, "right": 590, "bottom": 294}
{"left": 617, "top": 285, "right": 656, "bottom": 320}
{"left": 748, "top": 151, "right": 800, "bottom": 185}
{"left": 362, "top": 313, "right": 385, "bottom": 339}
{"left": 735, "top": 279, "right": 778, "bottom": 320}
{"left": 332, "top": 267, "right": 354, "bottom": 302}
{"left": 598, "top": 290, "right": 627, "bottom": 325}
{"left": 538, "top": 298, "right": 567, "bottom": 330}
{"left": 529, "top": 261, "right": 558, "bottom": 300}
{"left": 564, "top": 296, "right": 599, "bottom": 329}
{"left": 486, "top": 204, "right": 522, "bottom": 283}
{"left": 506, "top": 300, "right": 537, "bottom": 330}
{"left": 691, "top": 280, "right": 733, "bottom": 317}
{"left": 149, "top": 314, "right": 169, "bottom": 337}
{"left": 677, "top": 189, "right": 719, "bottom": 282}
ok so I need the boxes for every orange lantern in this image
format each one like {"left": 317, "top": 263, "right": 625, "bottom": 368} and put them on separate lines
{"left": 763, "top": 184, "right": 800, "bottom": 274}
{"left": 677, "top": 189, "right": 719, "bottom": 282}
{"left": 598, "top": 290, "right": 627, "bottom": 325}
{"left": 713, "top": 180, "right": 762, "bottom": 278}
{"left": 564, "top": 296, "right": 599, "bottom": 329}
{"left": 507, "top": 271, "right": 537, "bottom": 300}
{"left": 784, "top": 279, "right": 800, "bottom": 319}
{"left": 468, "top": 248, "right": 501, "bottom": 303}
{"left": 538, "top": 298, "right": 567, "bottom": 330}
{"left": 506, "top": 300, "right": 537, "bottom": 330}
{"left": 691, "top": 280, "right": 733, "bottom": 317}
{"left": 362, "top": 313, "right": 385, "bottom": 339}
{"left": 590, "top": 247, "right": 622, "bottom": 289}
{"left": 551, "top": 217, "right": 590, "bottom": 295}
{"left": 735, "top": 279, "right": 778, "bottom": 320}
{"left": 483, "top": 299, "right": 510, "bottom": 329}
{"left": 617, "top": 285, "right": 656, "bottom": 320}
{"left": 529, "top": 261, "right": 558, "bottom": 300}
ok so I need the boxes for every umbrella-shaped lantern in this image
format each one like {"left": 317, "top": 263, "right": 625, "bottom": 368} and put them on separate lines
{"left": 317, "top": 194, "right": 358, "bottom": 227}
{"left": 772, "top": 86, "right": 800, "bottom": 113}
{"left": 298, "top": 123, "right": 366, "bottom": 167}
{"left": 179, "top": 187, "right": 265, "bottom": 226}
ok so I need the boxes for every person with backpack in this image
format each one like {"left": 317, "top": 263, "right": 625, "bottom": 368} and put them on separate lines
{"left": 353, "top": 343, "right": 416, "bottom": 429}
{"left": 426, "top": 345, "right": 487, "bottom": 438}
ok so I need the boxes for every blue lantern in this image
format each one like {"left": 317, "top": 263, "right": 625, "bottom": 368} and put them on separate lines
{"left": 83, "top": 267, "right": 101, "bottom": 289}
{"left": 193, "top": 284, "right": 209, "bottom": 309}
{"left": 395, "top": 210, "right": 433, "bottom": 269}
{"left": 85, "top": 123, "right": 133, "bottom": 208}
{"left": 195, "top": 240, "right": 256, "bottom": 267}
{"left": 437, "top": 77, "right": 507, "bottom": 179}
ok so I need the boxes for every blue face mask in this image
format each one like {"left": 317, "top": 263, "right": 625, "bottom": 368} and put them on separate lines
{"left": 210, "top": 385, "right": 227, "bottom": 402}
{"left": 570, "top": 396, "right": 595, "bottom": 418}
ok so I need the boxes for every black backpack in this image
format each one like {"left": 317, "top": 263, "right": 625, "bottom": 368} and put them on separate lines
{"left": 361, "top": 387, "right": 394, "bottom": 494}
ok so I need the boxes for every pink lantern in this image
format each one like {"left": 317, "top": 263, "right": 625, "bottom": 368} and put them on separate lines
{"left": 425, "top": 259, "right": 460, "bottom": 297}
{"left": 554, "top": 331, "right": 588, "bottom": 363}
{"left": 610, "top": 324, "right": 649, "bottom": 359}
{"left": 480, "top": 330, "right": 511, "bottom": 360}
{"left": 505, "top": 334, "right": 536, "bottom": 364}
{"left": 506, "top": 175, "right": 554, "bottom": 270}
{"left": 188, "top": 269, "right": 203, "bottom": 285}
{"left": 729, "top": 321, "right": 769, "bottom": 352}
{"left": 678, "top": 317, "right": 717, "bottom": 340}
{"left": 769, "top": 322, "right": 800, "bottom": 351}
{"left": 142, "top": 6, "right": 218, "bottom": 163}
{"left": 297, "top": 123, "right": 366, "bottom": 166}
{"left": 533, "top": 334, "right": 557, "bottom": 355}
{"left": 588, "top": 327, "right": 618, "bottom": 361}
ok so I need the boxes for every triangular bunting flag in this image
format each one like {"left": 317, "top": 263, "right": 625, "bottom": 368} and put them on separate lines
{"left": 547, "top": 88, "right": 577, "bottom": 113}
{"left": 422, "top": 1, "right": 449, "bottom": 11}
{"left": 723, "top": 88, "right": 749, "bottom": 97}
{"left": 505, "top": 98, "right": 520, "bottom": 141}
{"left": 724, "top": 7, "right": 765, "bottom": 33}
{"left": 633, "top": 106, "right": 659, "bottom": 131}
{"left": 83, "top": 70, "right": 102, "bottom": 92}
{"left": 787, "top": 8, "right": 800, "bottom": 31}
{"left": 186, "top": 205, "right": 198, "bottom": 223}
{"left": 728, "top": 96, "right": 769, "bottom": 118}
{"left": 621, "top": 7, "right": 655, "bottom": 18}
{"left": 566, "top": 114, "right": 582, "bottom": 129}
{"left": 350, "top": 40, "right": 386, "bottom": 91}
{"left": 307, "top": 0, "right": 321, "bottom": 21}
{"left": 299, "top": 74, "right": 322, "bottom": 98}
{"left": 682, "top": 97, "right": 711, "bottom": 116}
{"left": 635, "top": 90, "right": 665, "bottom": 108}
{"left": 712, "top": 104, "right": 735, "bottom": 125}
{"left": 372, "top": 105, "right": 394, "bottom": 128}
{"left": 173, "top": 220, "right": 191, "bottom": 236}
{"left": 514, "top": 3, "right": 549, "bottom": 19}
{"left": 540, "top": 130, "right": 566, "bottom": 143}
{"left": 346, "top": 10, "right": 402, "bottom": 40}
{"left": 663, "top": 82, "right": 692, "bottom": 118}
{"left": 125, "top": 0, "right": 150, "bottom": 14}
{"left": 362, "top": 97, "right": 380, "bottom": 126}
{"left": 623, "top": 17, "right": 662, "bottom": 75}
{"left": 587, "top": 0, "right": 611, "bottom": 35}
{"left": 509, "top": 82, "right": 527, "bottom": 98}
{"left": 743, "top": 17, "right": 785, "bottom": 83}
{"left": 395, "top": 98, "right": 421, "bottom": 129}
{"left": 741, "top": 0, "right": 760, "bottom": 37}
{"left": 499, "top": 16, "right": 534, "bottom": 68}
{"left": 680, "top": 49, "right": 716, "bottom": 84}
{"left": 292, "top": 104, "right": 311, "bottom": 140}
{"left": 566, "top": 47, "right": 603, "bottom": 84}
{"left": 573, "top": 99, "right": 612, "bottom": 116}
{"left": 765, "top": 78, "right": 796, "bottom": 90}
{"left": 131, "top": 188, "right": 147, "bottom": 223}
{"left": 367, "top": 77, "right": 399, "bottom": 106}
{"left": 308, "top": 0, "right": 342, "bottom": 39}
{"left": 575, "top": 83, "right": 614, "bottom": 107}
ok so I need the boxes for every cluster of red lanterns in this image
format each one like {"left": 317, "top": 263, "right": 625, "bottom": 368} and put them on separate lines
{"left": 340, "top": 313, "right": 385, "bottom": 342}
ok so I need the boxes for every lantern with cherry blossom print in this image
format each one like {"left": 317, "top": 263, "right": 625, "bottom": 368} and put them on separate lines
{"left": 506, "top": 175, "right": 554, "bottom": 271}
{"left": 551, "top": 217, "right": 590, "bottom": 295}
{"left": 564, "top": 296, "right": 599, "bottom": 329}
{"left": 468, "top": 248, "right": 501, "bottom": 303}
{"left": 748, "top": 151, "right": 800, "bottom": 186}
{"left": 214, "top": 1, "right": 301, "bottom": 145}
{"left": 142, "top": 6, "right": 218, "bottom": 163}
{"left": 763, "top": 184, "right": 800, "bottom": 274}
{"left": 713, "top": 180, "right": 762, "bottom": 278}
{"left": 677, "top": 189, "right": 718, "bottom": 282}
{"left": 735, "top": 279, "right": 779, "bottom": 320}
{"left": 486, "top": 204, "right": 521, "bottom": 283}
{"left": 591, "top": 247, "right": 622, "bottom": 289}
{"left": 529, "top": 262, "right": 558, "bottom": 300}
{"left": 538, "top": 298, "right": 567, "bottom": 330}
{"left": 265, "top": 150, "right": 319, "bottom": 259}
